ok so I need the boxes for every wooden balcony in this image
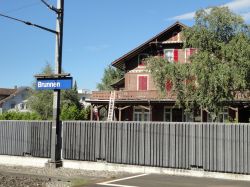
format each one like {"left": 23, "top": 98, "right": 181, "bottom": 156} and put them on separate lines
{"left": 90, "top": 90, "right": 250, "bottom": 102}
{"left": 90, "top": 90, "right": 175, "bottom": 101}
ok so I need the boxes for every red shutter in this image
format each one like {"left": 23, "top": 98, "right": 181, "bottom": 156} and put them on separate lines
{"left": 173, "top": 49, "right": 178, "bottom": 63}
{"left": 186, "top": 48, "right": 197, "bottom": 63}
{"left": 139, "top": 76, "right": 148, "bottom": 90}
{"left": 190, "top": 48, "right": 196, "bottom": 55}
{"left": 165, "top": 80, "right": 173, "bottom": 92}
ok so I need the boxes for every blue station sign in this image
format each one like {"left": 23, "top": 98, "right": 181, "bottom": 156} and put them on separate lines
{"left": 36, "top": 77, "right": 73, "bottom": 90}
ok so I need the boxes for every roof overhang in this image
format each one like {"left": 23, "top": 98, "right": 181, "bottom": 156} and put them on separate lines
{"left": 111, "top": 21, "right": 188, "bottom": 70}
{"left": 110, "top": 77, "right": 125, "bottom": 88}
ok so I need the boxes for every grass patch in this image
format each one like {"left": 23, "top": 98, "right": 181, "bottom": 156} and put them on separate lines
{"left": 71, "top": 178, "right": 88, "bottom": 187}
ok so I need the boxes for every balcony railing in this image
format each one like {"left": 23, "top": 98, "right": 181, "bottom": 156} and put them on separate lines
{"left": 90, "top": 90, "right": 175, "bottom": 100}
{"left": 90, "top": 90, "right": 250, "bottom": 101}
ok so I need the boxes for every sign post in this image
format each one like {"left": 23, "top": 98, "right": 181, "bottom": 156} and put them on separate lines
{"left": 33, "top": 0, "right": 66, "bottom": 168}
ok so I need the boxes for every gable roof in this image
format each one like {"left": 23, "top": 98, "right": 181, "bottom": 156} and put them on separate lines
{"left": 0, "top": 87, "right": 30, "bottom": 106}
{"left": 111, "top": 22, "right": 188, "bottom": 70}
{"left": 0, "top": 88, "right": 16, "bottom": 96}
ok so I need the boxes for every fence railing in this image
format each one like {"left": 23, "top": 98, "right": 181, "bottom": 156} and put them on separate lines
{"left": 63, "top": 121, "right": 250, "bottom": 174}
{"left": 0, "top": 120, "right": 52, "bottom": 158}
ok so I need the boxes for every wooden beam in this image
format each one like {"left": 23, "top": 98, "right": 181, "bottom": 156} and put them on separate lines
{"left": 97, "top": 105, "right": 103, "bottom": 109}
{"left": 229, "top": 106, "right": 238, "bottom": 111}
{"left": 119, "top": 105, "right": 131, "bottom": 111}
{"left": 203, "top": 108, "right": 210, "bottom": 113}
{"left": 138, "top": 105, "right": 150, "bottom": 111}
{"left": 149, "top": 105, "right": 152, "bottom": 121}
{"left": 116, "top": 105, "right": 131, "bottom": 121}
{"left": 90, "top": 105, "right": 93, "bottom": 120}
{"left": 236, "top": 107, "right": 239, "bottom": 123}
{"left": 201, "top": 107, "right": 203, "bottom": 122}
{"left": 118, "top": 109, "right": 121, "bottom": 121}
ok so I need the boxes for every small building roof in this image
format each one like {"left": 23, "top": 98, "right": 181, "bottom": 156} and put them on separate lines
{"left": 0, "top": 88, "right": 17, "bottom": 96}
{"left": 0, "top": 87, "right": 30, "bottom": 106}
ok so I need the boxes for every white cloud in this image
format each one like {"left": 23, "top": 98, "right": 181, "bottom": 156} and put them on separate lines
{"left": 224, "top": 0, "right": 250, "bottom": 11}
{"left": 169, "top": 0, "right": 250, "bottom": 21}
{"left": 169, "top": 12, "right": 195, "bottom": 21}
{"left": 241, "top": 11, "right": 250, "bottom": 20}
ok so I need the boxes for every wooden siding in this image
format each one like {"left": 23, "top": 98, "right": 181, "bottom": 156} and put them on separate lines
{"left": 125, "top": 68, "right": 157, "bottom": 91}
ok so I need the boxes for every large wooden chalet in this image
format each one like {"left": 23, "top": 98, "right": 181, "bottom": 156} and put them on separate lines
{"left": 88, "top": 22, "right": 250, "bottom": 123}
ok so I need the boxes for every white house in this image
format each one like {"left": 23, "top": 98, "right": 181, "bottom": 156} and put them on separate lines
{"left": 0, "top": 87, "right": 30, "bottom": 114}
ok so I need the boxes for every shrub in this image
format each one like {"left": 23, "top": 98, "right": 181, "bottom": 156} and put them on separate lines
{"left": 0, "top": 111, "right": 42, "bottom": 120}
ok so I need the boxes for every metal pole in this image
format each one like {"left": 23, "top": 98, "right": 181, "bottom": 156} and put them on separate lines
{"left": 49, "top": 0, "right": 64, "bottom": 167}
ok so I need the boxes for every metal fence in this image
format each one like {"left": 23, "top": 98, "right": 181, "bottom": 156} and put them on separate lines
{"left": 63, "top": 121, "right": 250, "bottom": 174}
{"left": 0, "top": 120, "right": 52, "bottom": 158}
{"left": 1, "top": 120, "right": 250, "bottom": 174}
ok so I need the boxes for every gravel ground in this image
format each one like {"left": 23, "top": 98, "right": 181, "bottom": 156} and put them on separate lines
{"left": 0, "top": 165, "right": 127, "bottom": 187}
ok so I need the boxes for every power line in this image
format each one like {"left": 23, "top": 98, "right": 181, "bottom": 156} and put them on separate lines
{"left": 2, "top": 1, "right": 41, "bottom": 14}
{"left": 0, "top": 13, "right": 57, "bottom": 34}
{"left": 41, "top": 0, "right": 59, "bottom": 13}
{"left": 0, "top": 0, "right": 58, "bottom": 34}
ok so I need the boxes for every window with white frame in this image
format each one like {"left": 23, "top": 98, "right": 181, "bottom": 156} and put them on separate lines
{"left": 133, "top": 108, "right": 150, "bottom": 121}
{"left": 164, "top": 108, "right": 171, "bottom": 122}
{"left": 164, "top": 49, "right": 174, "bottom": 62}
{"left": 19, "top": 103, "right": 24, "bottom": 110}
{"left": 218, "top": 107, "right": 229, "bottom": 122}
{"left": 206, "top": 107, "right": 229, "bottom": 122}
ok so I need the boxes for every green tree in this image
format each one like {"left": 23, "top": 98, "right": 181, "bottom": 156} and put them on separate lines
{"left": 147, "top": 7, "right": 250, "bottom": 120}
{"left": 60, "top": 105, "right": 90, "bottom": 120}
{"left": 61, "top": 81, "right": 81, "bottom": 109}
{"left": 60, "top": 80, "right": 90, "bottom": 120}
{"left": 28, "top": 63, "right": 54, "bottom": 119}
{"left": 97, "top": 65, "right": 124, "bottom": 90}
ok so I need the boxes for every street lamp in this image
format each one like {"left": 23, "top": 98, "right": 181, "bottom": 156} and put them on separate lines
{"left": 0, "top": 0, "right": 65, "bottom": 167}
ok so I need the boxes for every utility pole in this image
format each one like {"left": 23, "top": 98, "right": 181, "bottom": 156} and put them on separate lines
{"left": 49, "top": 0, "right": 64, "bottom": 167}
{"left": 0, "top": 0, "right": 66, "bottom": 167}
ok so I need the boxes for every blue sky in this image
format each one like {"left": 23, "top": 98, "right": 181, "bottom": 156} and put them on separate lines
{"left": 0, "top": 0, "right": 250, "bottom": 90}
